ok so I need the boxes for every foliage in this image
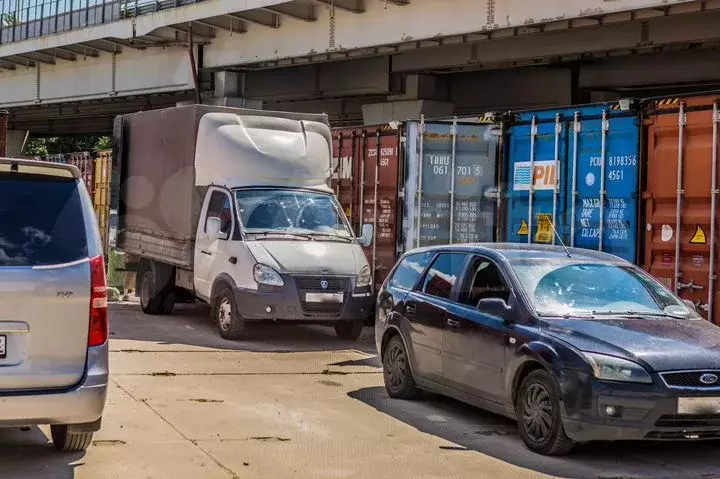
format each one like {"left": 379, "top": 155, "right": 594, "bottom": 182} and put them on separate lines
{"left": 1, "top": 13, "right": 19, "bottom": 27}
{"left": 23, "top": 135, "right": 112, "bottom": 156}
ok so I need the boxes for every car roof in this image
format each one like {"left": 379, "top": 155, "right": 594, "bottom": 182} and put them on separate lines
{"left": 405, "top": 242, "right": 629, "bottom": 264}
{"left": 0, "top": 157, "right": 81, "bottom": 180}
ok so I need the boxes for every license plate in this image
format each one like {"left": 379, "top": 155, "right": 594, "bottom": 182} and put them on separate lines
{"left": 0, "top": 335, "right": 7, "bottom": 359}
{"left": 305, "top": 292, "right": 343, "bottom": 303}
{"left": 678, "top": 397, "right": 720, "bottom": 414}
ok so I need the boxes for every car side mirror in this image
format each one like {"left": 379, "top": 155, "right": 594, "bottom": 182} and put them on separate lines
{"left": 477, "top": 297, "right": 512, "bottom": 317}
{"left": 358, "top": 223, "right": 374, "bottom": 248}
{"left": 682, "top": 299, "right": 697, "bottom": 312}
{"left": 206, "top": 217, "right": 229, "bottom": 241}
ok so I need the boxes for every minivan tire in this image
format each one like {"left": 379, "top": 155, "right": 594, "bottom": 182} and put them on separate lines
{"left": 334, "top": 317, "right": 364, "bottom": 340}
{"left": 50, "top": 425, "right": 93, "bottom": 452}
{"left": 382, "top": 335, "right": 421, "bottom": 399}
{"left": 215, "top": 288, "right": 245, "bottom": 340}
{"left": 515, "top": 369, "right": 574, "bottom": 456}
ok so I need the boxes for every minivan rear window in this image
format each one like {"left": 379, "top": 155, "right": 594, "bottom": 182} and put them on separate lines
{"left": 0, "top": 173, "right": 88, "bottom": 267}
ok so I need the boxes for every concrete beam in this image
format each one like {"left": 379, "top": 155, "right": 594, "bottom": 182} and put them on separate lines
{"left": 312, "top": 0, "right": 366, "bottom": 13}
{"left": 262, "top": 4, "right": 317, "bottom": 22}
{"left": 226, "top": 11, "right": 280, "bottom": 28}
{"left": 362, "top": 99, "right": 454, "bottom": 124}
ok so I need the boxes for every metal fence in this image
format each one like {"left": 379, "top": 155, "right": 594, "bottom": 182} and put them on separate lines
{"left": 0, "top": 0, "right": 202, "bottom": 44}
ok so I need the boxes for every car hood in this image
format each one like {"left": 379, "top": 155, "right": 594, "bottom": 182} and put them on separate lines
{"left": 246, "top": 240, "right": 367, "bottom": 276}
{"left": 542, "top": 317, "right": 720, "bottom": 372}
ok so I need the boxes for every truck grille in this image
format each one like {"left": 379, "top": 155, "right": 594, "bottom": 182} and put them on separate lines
{"left": 661, "top": 371, "right": 720, "bottom": 388}
{"left": 295, "top": 276, "right": 350, "bottom": 315}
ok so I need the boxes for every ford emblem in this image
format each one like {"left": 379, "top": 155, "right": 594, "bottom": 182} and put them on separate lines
{"left": 700, "top": 373, "right": 719, "bottom": 385}
{"left": 320, "top": 280, "right": 329, "bottom": 290}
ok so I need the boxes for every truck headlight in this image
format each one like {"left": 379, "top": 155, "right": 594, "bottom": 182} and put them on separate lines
{"left": 253, "top": 264, "right": 284, "bottom": 287}
{"left": 582, "top": 352, "right": 652, "bottom": 384}
{"left": 356, "top": 265, "right": 372, "bottom": 288}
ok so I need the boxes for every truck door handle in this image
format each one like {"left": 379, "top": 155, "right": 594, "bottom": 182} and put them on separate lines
{"left": 201, "top": 250, "right": 213, "bottom": 256}
{"left": 446, "top": 318, "right": 460, "bottom": 328}
{"left": 405, "top": 304, "right": 416, "bottom": 316}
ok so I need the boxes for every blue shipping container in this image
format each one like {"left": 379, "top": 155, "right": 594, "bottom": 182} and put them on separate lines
{"left": 505, "top": 104, "right": 640, "bottom": 262}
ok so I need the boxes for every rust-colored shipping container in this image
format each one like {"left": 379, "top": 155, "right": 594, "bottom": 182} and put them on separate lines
{"left": 332, "top": 126, "right": 404, "bottom": 291}
{"left": 94, "top": 151, "right": 113, "bottom": 253}
{"left": 644, "top": 95, "right": 720, "bottom": 324}
{"left": 65, "top": 152, "right": 96, "bottom": 197}
{"left": 0, "top": 110, "right": 7, "bottom": 157}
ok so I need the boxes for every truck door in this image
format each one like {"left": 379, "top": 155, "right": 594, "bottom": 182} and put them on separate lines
{"left": 194, "top": 188, "right": 235, "bottom": 299}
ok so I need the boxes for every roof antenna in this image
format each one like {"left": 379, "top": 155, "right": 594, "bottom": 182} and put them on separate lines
{"left": 547, "top": 218, "right": 572, "bottom": 258}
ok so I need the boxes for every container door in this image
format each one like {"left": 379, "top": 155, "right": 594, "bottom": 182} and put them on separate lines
{"left": 332, "top": 131, "right": 356, "bottom": 228}
{"left": 645, "top": 97, "right": 720, "bottom": 324}
{"left": 568, "top": 110, "right": 640, "bottom": 262}
{"left": 405, "top": 120, "right": 499, "bottom": 250}
{"left": 358, "top": 129, "right": 402, "bottom": 291}
{"left": 506, "top": 114, "right": 566, "bottom": 246}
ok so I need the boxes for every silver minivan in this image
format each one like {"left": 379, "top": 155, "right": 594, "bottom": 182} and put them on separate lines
{"left": 0, "top": 158, "right": 108, "bottom": 452}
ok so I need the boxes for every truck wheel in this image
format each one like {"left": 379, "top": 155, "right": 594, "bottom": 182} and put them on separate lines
{"left": 215, "top": 288, "right": 245, "bottom": 340}
{"left": 161, "top": 289, "right": 176, "bottom": 315}
{"left": 334, "top": 317, "right": 364, "bottom": 340}
{"left": 51, "top": 425, "right": 94, "bottom": 452}
{"left": 139, "top": 267, "right": 165, "bottom": 315}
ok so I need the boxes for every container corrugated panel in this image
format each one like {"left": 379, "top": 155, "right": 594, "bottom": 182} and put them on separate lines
{"left": 94, "top": 151, "right": 113, "bottom": 253}
{"left": 504, "top": 104, "right": 640, "bottom": 262}
{"left": 332, "top": 126, "right": 403, "bottom": 290}
{"left": 644, "top": 95, "right": 720, "bottom": 324}
{"left": 404, "top": 120, "right": 500, "bottom": 251}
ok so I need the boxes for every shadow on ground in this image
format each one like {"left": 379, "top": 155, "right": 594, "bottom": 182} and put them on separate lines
{"left": 109, "top": 302, "right": 377, "bottom": 354}
{"left": 349, "top": 386, "right": 720, "bottom": 479}
{"left": 0, "top": 427, "right": 84, "bottom": 479}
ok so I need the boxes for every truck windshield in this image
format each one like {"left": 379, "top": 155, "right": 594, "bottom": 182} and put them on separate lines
{"left": 235, "top": 189, "right": 353, "bottom": 239}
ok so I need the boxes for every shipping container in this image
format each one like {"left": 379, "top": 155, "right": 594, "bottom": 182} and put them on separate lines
{"left": 504, "top": 103, "right": 641, "bottom": 263}
{"left": 94, "top": 150, "right": 113, "bottom": 253}
{"left": 644, "top": 95, "right": 720, "bottom": 324}
{"left": 332, "top": 119, "right": 500, "bottom": 289}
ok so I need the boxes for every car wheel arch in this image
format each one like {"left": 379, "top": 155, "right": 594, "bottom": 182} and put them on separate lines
{"left": 511, "top": 342, "right": 565, "bottom": 407}
{"left": 380, "top": 326, "right": 416, "bottom": 374}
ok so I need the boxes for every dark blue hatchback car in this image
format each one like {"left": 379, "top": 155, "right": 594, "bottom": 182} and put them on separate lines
{"left": 375, "top": 243, "right": 720, "bottom": 455}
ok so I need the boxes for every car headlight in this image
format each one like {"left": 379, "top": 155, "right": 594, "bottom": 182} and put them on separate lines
{"left": 253, "top": 264, "right": 284, "bottom": 287}
{"left": 582, "top": 352, "right": 652, "bottom": 384}
{"left": 356, "top": 265, "right": 372, "bottom": 288}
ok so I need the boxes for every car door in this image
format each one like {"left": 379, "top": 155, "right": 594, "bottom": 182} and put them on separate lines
{"left": 443, "top": 255, "right": 514, "bottom": 403}
{"left": 194, "top": 188, "right": 235, "bottom": 299}
{"left": 405, "top": 252, "right": 467, "bottom": 384}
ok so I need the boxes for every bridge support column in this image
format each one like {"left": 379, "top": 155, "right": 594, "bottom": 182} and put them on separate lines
{"left": 361, "top": 74, "right": 453, "bottom": 124}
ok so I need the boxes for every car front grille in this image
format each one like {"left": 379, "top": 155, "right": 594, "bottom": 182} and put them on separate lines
{"left": 661, "top": 371, "right": 720, "bottom": 388}
{"left": 655, "top": 414, "right": 720, "bottom": 428}
{"left": 294, "top": 276, "right": 350, "bottom": 316}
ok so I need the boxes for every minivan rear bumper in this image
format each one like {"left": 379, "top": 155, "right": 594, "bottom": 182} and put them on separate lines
{"left": 0, "top": 343, "right": 108, "bottom": 428}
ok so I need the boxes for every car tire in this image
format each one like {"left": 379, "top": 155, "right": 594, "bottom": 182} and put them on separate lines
{"left": 515, "top": 369, "right": 574, "bottom": 456}
{"left": 382, "top": 335, "right": 421, "bottom": 399}
{"left": 51, "top": 425, "right": 94, "bottom": 453}
{"left": 215, "top": 288, "right": 245, "bottom": 340}
{"left": 334, "top": 317, "right": 364, "bottom": 340}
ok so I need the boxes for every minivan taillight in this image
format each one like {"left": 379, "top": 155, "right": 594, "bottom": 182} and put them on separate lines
{"left": 89, "top": 255, "right": 108, "bottom": 347}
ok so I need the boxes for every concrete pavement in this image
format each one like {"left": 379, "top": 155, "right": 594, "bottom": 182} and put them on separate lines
{"left": 0, "top": 302, "right": 719, "bottom": 478}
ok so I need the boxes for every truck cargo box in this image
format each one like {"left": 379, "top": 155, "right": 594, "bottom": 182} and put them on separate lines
{"left": 113, "top": 105, "right": 331, "bottom": 269}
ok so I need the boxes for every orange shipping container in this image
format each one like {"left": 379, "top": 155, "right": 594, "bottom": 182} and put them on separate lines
{"left": 644, "top": 95, "right": 720, "bottom": 324}
{"left": 94, "top": 151, "right": 113, "bottom": 253}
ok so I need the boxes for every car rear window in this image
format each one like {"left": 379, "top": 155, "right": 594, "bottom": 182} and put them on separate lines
{"left": 0, "top": 173, "right": 88, "bottom": 267}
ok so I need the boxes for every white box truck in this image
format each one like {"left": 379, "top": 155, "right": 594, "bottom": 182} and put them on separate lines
{"left": 113, "top": 105, "right": 375, "bottom": 340}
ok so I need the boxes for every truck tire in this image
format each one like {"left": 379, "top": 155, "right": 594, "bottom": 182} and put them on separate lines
{"left": 139, "top": 266, "right": 165, "bottom": 315}
{"left": 215, "top": 288, "right": 245, "bottom": 340}
{"left": 334, "top": 317, "right": 364, "bottom": 340}
{"left": 51, "top": 425, "right": 94, "bottom": 452}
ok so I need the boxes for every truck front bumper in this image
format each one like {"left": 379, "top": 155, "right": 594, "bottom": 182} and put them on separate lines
{"left": 234, "top": 277, "right": 373, "bottom": 322}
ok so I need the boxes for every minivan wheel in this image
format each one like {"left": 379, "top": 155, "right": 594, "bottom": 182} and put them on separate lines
{"left": 50, "top": 425, "right": 93, "bottom": 453}
{"left": 334, "top": 317, "right": 363, "bottom": 340}
{"left": 516, "top": 370, "right": 574, "bottom": 456}
{"left": 215, "top": 288, "right": 245, "bottom": 340}
{"left": 383, "top": 335, "right": 421, "bottom": 399}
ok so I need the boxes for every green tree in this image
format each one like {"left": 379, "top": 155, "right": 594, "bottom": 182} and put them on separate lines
{"left": 1, "top": 13, "right": 19, "bottom": 27}
{"left": 23, "top": 135, "right": 113, "bottom": 156}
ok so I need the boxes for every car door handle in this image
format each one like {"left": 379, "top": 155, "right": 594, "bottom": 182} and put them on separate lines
{"left": 446, "top": 318, "right": 460, "bottom": 328}
{"left": 405, "top": 304, "right": 416, "bottom": 316}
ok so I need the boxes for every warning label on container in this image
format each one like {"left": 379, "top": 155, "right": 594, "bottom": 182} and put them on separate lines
{"left": 690, "top": 225, "right": 707, "bottom": 245}
{"left": 517, "top": 219, "right": 529, "bottom": 236}
{"left": 535, "top": 214, "right": 553, "bottom": 243}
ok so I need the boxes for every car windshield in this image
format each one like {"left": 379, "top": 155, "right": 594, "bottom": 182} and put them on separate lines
{"left": 509, "top": 259, "right": 699, "bottom": 319}
{"left": 235, "top": 189, "right": 353, "bottom": 239}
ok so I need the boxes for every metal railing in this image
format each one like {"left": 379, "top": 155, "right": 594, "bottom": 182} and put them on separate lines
{"left": 0, "top": 0, "right": 202, "bottom": 45}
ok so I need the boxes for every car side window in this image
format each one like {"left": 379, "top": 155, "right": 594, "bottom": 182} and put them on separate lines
{"left": 389, "top": 251, "right": 434, "bottom": 290}
{"left": 459, "top": 256, "right": 511, "bottom": 307}
{"left": 421, "top": 253, "right": 467, "bottom": 300}
{"left": 205, "top": 191, "right": 233, "bottom": 234}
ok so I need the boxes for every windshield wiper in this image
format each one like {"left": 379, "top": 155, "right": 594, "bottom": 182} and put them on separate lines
{"left": 308, "top": 233, "right": 353, "bottom": 243}
{"left": 590, "top": 311, "right": 689, "bottom": 320}
{"left": 250, "top": 231, "right": 311, "bottom": 241}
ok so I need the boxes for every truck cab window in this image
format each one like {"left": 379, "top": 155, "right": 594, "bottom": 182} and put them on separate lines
{"left": 206, "top": 191, "right": 233, "bottom": 234}
{"left": 460, "top": 258, "right": 511, "bottom": 306}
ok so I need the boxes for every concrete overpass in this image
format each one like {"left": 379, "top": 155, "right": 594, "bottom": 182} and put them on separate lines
{"left": 3, "top": 0, "right": 720, "bottom": 139}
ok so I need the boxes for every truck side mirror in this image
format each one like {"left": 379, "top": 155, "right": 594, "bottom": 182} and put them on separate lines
{"left": 358, "top": 224, "right": 374, "bottom": 248}
{"left": 206, "top": 217, "right": 228, "bottom": 241}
